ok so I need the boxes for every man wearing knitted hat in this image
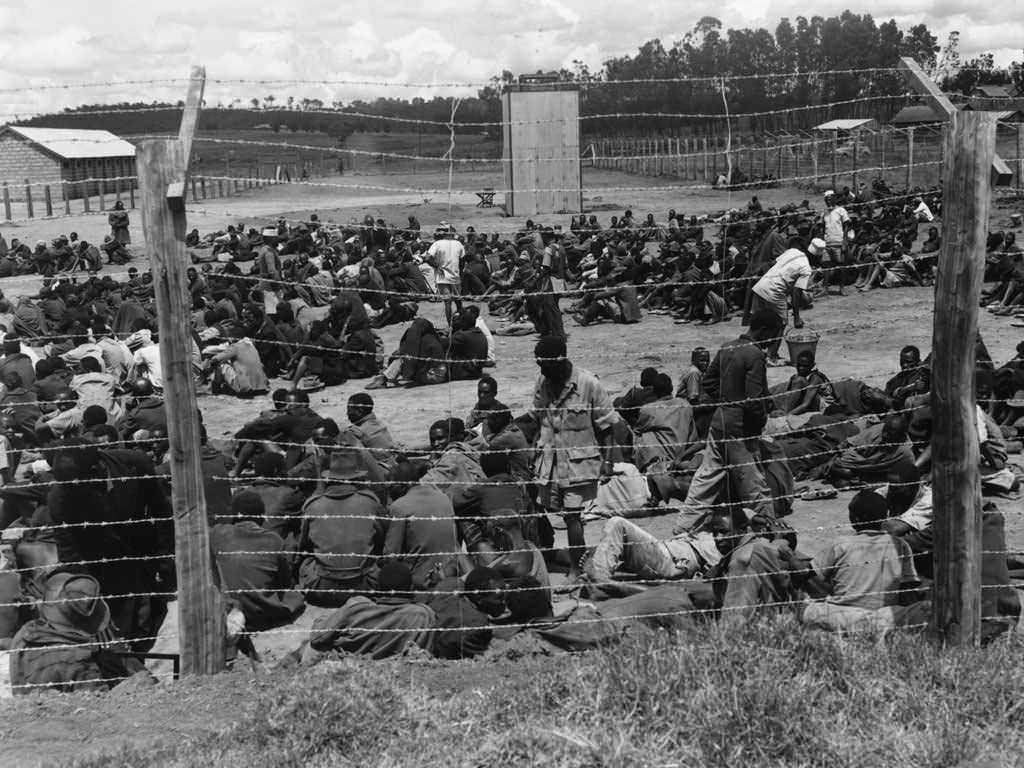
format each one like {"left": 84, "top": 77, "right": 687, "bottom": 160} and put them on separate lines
{"left": 531, "top": 336, "right": 619, "bottom": 579}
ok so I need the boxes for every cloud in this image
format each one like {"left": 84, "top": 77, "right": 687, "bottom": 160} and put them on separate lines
{"left": 0, "top": 0, "right": 1020, "bottom": 119}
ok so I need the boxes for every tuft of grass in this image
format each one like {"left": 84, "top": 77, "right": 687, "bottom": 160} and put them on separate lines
{"left": 67, "top": 621, "right": 1024, "bottom": 768}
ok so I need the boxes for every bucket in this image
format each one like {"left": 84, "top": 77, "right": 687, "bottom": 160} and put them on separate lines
{"left": 785, "top": 327, "right": 820, "bottom": 365}
{"left": 1012, "top": 213, "right": 1022, "bottom": 228}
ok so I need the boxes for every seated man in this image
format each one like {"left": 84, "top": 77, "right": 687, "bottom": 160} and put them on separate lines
{"left": 676, "top": 347, "right": 710, "bottom": 404}
{"left": 770, "top": 350, "right": 829, "bottom": 416}
{"left": 297, "top": 447, "right": 386, "bottom": 607}
{"left": 307, "top": 562, "right": 436, "bottom": 661}
{"left": 702, "top": 512, "right": 810, "bottom": 629}
{"left": 420, "top": 418, "right": 486, "bottom": 504}
{"left": 884, "top": 345, "right": 929, "bottom": 410}
{"left": 613, "top": 367, "right": 659, "bottom": 427}
{"left": 9, "top": 570, "right": 142, "bottom": 694}
{"left": 802, "top": 490, "right": 928, "bottom": 633}
{"left": 205, "top": 337, "right": 269, "bottom": 397}
{"left": 828, "top": 413, "right": 914, "bottom": 486}
{"left": 459, "top": 450, "right": 550, "bottom": 597}
{"left": 428, "top": 567, "right": 506, "bottom": 659}
{"left": 632, "top": 376, "right": 702, "bottom": 502}
{"left": 465, "top": 375, "right": 508, "bottom": 437}
{"left": 342, "top": 393, "right": 398, "bottom": 473}
{"left": 446, "top": 312, "right": 488, "bottom": 382}
{"left": 239, "top": 452, "right": 306, "bottom": 543}
{"left": 211, "top": 491, "right": 305, "bottom": 631}
{"left": 118, "top": 378, "right": 168, "bottom": 438}
{"left": 383, "top": 460, "right": 459, "bottom": 590}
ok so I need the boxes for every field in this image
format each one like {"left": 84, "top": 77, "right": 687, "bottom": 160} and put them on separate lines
{"left": 2, "top": 162, "right": 1024, "bottom": 766}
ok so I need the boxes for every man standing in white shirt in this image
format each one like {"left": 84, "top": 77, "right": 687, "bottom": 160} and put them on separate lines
{"left": 427, "top": 226, "right": 464, "bottom": 325}
{"left": 822, "top": 191, "right": 851, "bottom": 296}
{"left": 751, "top": 238, "right": 822, "bottom": 364}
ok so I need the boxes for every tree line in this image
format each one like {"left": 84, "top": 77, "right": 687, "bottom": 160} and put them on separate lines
{"left": 17, "top": 11, "right": 1024, "bottom": 141}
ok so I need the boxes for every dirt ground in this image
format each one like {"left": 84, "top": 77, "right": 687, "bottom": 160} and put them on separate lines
{"left": 2, "top": 166, "right": 1024, "bottom": 767}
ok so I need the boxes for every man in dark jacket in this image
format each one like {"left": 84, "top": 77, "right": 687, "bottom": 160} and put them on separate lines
{"left": 47, "top": 439, "right": 173, "bottom": 647}
{"left": 297, "top": 446, "right": 386, "bottom": 607}
{"left": 240, "top": 452, "right": 305, "bottom": 543}
{"left": 211, "top": 492, "right": 305, "bottom": 631}
{"left": 674, "top": 310, "right": 785, "bottom": 528}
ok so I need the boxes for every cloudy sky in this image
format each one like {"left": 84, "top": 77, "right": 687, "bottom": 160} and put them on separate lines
{"left": 0, "top": 0, "right": 1019, "bottom": 117}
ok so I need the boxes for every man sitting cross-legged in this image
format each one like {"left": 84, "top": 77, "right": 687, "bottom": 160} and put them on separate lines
{"left": 801, "top": 490, "right": 929, "bottom": 633}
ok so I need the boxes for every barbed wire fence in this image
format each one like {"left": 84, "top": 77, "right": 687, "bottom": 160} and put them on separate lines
{"left": 0, "top": 62, "right": 1020, "bottom": 692}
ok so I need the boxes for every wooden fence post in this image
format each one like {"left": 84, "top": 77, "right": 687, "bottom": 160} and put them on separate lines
{"left": 201, "top": 177, "right": 207, "bottom": 199}
{"left": 906, "top": 127, "right": 915, "bottom": 190}
{"left": 24, "top": 179, "right": 33, "bottom": 218}
{"left": 851, "top": 132, "right": 859, "bottom": 191}
{"left": 136, "top": 139, "right": 225, "bottom": 675}
{"left": 98, "top": 178, "right": 106, "bottom": 211}
{"left": 115, "top": 177, "right": 122, "bottom": 205}
{"left": 831, "top": 132, "right": 838, "bottom": 190}
{"left": 931, "top": 110, "right": 997, "bottom": 646}
{"left": 44, "top": 185, "right": 53, "bottom": 217}
{"left": 137, "top": 64, "right": 225, "bottom": 676}
{"left": 776, "top": 138, "right": 783, "bottom": 179}
{"left": 2, "top": 182, "right": 10, "bottom": 220}
{"left": 1017, "top": 125, "right": 1022, "bottom": 192}
{"left": 702, "top": 137, "right": 709, "bottom": 182}
{"left": 129, "top": 181, "right": 136, "bottom": 209}
{"left": 812, "top": 138, "right": 819, "bottom": 188}
{"left": 63, "top": 181, "right": 70, "bottom": 215}
{"left": 83, "top": 188, "right": 91, "bottom": 213}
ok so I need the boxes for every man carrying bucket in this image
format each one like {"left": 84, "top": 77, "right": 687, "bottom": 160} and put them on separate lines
{"left": 750, "top": 237, "right": 824, "bottom": 366}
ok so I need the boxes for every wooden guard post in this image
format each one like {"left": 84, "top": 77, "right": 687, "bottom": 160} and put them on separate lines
{"left": 898, "top": 57, "right": 1012, "bottom": 186}
{"left": 930, "top": 110, "right": 997, "bottom": 645}
{"left": 135, "top": 64, "right": 225, "bottom": 675}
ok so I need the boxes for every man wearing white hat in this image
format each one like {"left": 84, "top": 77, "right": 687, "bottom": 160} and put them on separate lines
{"left": 751, "top": 237, "right": 823, "bottom": 365}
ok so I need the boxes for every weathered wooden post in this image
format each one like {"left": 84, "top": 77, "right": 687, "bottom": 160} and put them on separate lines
{"left": 134, "top": 65, "right": 225, "bottom": 674}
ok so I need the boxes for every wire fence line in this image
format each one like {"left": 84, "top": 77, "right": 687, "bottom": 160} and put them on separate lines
{"left": 0, "top": 65, "right": 1021, "bottom": 694}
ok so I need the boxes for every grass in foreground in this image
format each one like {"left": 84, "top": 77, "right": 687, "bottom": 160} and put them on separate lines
{"left": 68, "top": 620, "right": 1024, "bottom": 768}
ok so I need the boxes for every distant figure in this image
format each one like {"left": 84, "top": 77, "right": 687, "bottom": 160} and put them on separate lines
{"left": 109, "top": 200, "right": 130, "bottom": 245}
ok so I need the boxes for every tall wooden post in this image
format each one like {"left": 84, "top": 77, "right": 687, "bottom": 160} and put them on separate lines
{"left": 931, "top": 110, "right": 997, "bottom": 646}
{"left": 44, "top": 185, "right": 53, "bottom": 217}
{"left": 1017, "top": 125, "right": 1022, "bottom": 192}
{"left": 135, "top": 65, "right": 225, "bottom": 676}
{"left": 2, "top": 182, "right": 10, "bottom": 220}
{"left": 702, "top": 137, "right": 709, "bottom": 181}
{"left": 812, "top": 139, "right": 819, "bottom": 187}
{"left": 63, "top": 181, "right": 70, "bottom": 215}
{"left": 851, "top": 132, "right": 859, "bottom": 191}
{"left": 906, "top": 128, "right": 915, "bottom": 190}
{"left": 98, "top": 178, "right": 106, "bottom": 211}
{"left": 24, "top": 180, "right": 33, "bottom": 218}
{"left": 830, "top": 133, "right": 838, "bottom": 190}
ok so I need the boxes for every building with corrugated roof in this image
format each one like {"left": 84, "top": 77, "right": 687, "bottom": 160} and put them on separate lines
{"left": 0, "top": 125, "right": 136, "bottom": 199}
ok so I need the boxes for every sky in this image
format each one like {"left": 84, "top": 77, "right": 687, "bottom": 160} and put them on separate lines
{"left": 0, "top": 0, "right": 1019, "bottom": 118}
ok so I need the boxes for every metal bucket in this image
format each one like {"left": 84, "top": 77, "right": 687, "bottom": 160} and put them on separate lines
{"left": 785, "top": 327, "right": 820, "bottom": 364}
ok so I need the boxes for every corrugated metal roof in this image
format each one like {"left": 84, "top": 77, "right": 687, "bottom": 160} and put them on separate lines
{"left": 890, "top": 105, "right": 942, "bottom": 124}
{"left": 3, "top": 126, "right": 135, "bottom": 159}
{"left": 814, "top": 118, "right": 876, "bottom": 131}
